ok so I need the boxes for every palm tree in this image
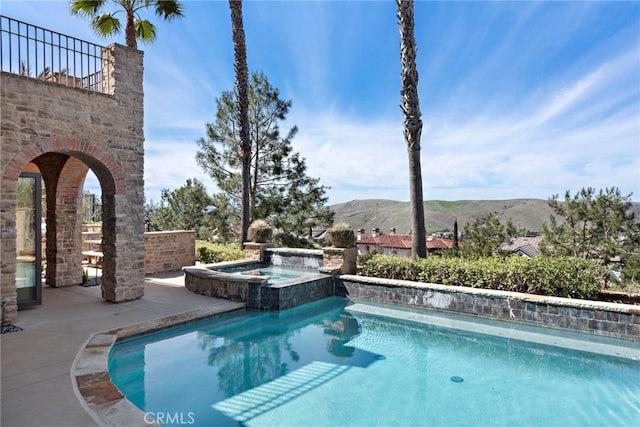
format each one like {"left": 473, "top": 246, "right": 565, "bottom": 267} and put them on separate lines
{"left": 397, "top": 0, "right": 427, "bottom": 258}
{"left": 37, "top": 67, "right": 52, "bottom": 80}
{"left": 70, "top": 0, "right": 184, "bottom": 49}
{"left": 228, "top": 0, "right": 251, "bottom": 246}
{"left": 19, "top": 61, "right": 31, "bottom": 77}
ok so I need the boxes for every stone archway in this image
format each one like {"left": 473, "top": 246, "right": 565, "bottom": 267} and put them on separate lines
{"left": 2, "top": 139, "right": 142, "bottom": 313}
{"left": 31, "top": 149, "right": 118, "bottom": 293}
{"left": 1, "top": 41, "right": 145, "bottom": 324}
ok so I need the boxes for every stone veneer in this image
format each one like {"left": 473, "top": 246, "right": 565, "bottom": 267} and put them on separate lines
{"left": 184, "top": 261, "right": 265, "bottom": 303}
{"left": 338, "top": 275, "right": 640, "bottom": 341}
{"left": 1, "top": 43, "right": 145, "bottom": 322}
{"left": 260, "top": 276, "right": 334, "bottom": 311}
{"left": 144, "top": 230, "right": 195, "bottom": 274}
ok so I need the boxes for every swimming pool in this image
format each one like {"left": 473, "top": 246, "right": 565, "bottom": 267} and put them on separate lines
{"left": 108, "top": 297, "right": 639, "bottom": 426}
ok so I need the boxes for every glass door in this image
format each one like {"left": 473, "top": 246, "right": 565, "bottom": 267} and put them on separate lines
{"left": 16, "top": 172, "right": 42, "bottom": 308}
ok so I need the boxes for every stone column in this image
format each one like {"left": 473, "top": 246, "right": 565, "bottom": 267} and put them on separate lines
{"left": 0, "top": 181, "right": 18, "bottom": 324}
{"left": 101, "top": 44, "right": 145, "bottom": 302}
{"left": 243, "top": 242, "right": 275, "bottom": 262}
{"left": 51, "top": 158, "right": 88, "bottom": 286}
{"left": 322, "top": 247, "right": 357, "bottom": 275}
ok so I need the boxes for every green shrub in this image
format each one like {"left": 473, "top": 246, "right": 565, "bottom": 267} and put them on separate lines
{"left": 358, "top": 250, "right": 379, "bottom": 265}
{"left": 360, "top": 254, "right": 607, "bottom": 300}
{"left": 196, "top": 241, "right": 245, "bottom": 264}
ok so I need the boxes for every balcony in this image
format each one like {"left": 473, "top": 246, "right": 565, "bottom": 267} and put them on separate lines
{"left": 0, "top": 15, "right": 112, "bottom": 94}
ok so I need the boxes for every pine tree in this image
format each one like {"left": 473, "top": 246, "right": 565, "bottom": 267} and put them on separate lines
{"left": 196, "top": 72, "right": 333, "bottom": 237}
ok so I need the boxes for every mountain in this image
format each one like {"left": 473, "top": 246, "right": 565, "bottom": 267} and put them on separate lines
{"left": 330, "top": 198, "right": 640, "bottom": 235}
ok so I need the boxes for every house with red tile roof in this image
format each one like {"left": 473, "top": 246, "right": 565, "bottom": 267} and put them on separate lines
{"left": 356, "top": 228, "right": 456, "bottom": 258}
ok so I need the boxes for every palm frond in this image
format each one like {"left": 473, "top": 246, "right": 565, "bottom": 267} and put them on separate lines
{"left": 155, "top": 0, "right": 184, "bottom": 20}
{"left": 70, "top": 0, "right": 107, "bottom": 17}
{"left": 37, "top": 67, "right": 51, "bottom": 79}
{"left": 91, "top": 14, "right": 122, "bottom": 38}
{"left": 134, "top": 19, "right": 157, "bottom": 43}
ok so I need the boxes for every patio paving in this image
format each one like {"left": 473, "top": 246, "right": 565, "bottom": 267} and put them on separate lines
{"left": 1, "top": 271, "right": 243, "bottom": 427}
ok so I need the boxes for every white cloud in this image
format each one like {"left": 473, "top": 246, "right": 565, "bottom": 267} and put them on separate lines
{"left": 143, "top": 138, "right": 217, "bottom": 204}
{"left": 530, "top": 65, "right": 606, "bottom": 127}
{"left": 292, "top": 112, "right": 408, "bottom": 190}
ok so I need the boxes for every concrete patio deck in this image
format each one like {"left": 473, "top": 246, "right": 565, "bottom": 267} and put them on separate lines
{"left": 1, "top": 271, "right": 243, "bottom": 427}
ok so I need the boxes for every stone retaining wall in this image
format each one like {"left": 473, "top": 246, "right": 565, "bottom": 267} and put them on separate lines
{"left": 338, "top": 275, "right": 640, "bottom": 341}
{"left": 144, "top": 231, "right": 195, "bottom": 274}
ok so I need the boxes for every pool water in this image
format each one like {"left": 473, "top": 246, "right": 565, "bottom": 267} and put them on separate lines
{"left": 215, "top": 264, "right": 321, "bottom": 284}
{"left": 108, "top": 297, "right": 640, "bottom": 426}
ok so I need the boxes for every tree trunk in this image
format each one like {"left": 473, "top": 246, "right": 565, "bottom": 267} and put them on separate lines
{"left": 229, "top": 0, "right": 251, "bottom": 247}
{"left": 397, "top": 0, "right": 427, "bottom": 258}
{"left": 251, "top": 143, "right": 259, "bottom": 215}
{"left": 125, "top": 10, "right": 137, "bottom": 49}
{"left": 453, "top": 219, "right": 459, "bottom": 252}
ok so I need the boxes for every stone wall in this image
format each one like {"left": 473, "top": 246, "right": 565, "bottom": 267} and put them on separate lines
{"left": 78, "top": 227, "right": 194, "bottom": 274}
{"left": 144, "top": 231, "right": 196, "bottom": 274}
{"left": 260, "top": 276, "right": 334, "bottom": 311}
{"left": 338, "top": 275, "right": 640, "bottom": 341}
{"left": 183, "top": 266, "right": 264, "bottom": 302}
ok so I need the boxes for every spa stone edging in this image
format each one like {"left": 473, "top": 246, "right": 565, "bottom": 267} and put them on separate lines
{"left": 183, "top": 261, "right": 333, "bottom": 311}
{"left": 337, "top": 275, "right": 640, "bottom": 341}
{"left": 184, "top": 248, "right": 333, "bottom": 311}
{"left": 260, "top": 275, "right": 334, "bottom": 311}
{"left": 183, "top": 262, "right": 268, "bottom": 305}
{"left": 71, "top": 303, "right": 244, "bottom": 427}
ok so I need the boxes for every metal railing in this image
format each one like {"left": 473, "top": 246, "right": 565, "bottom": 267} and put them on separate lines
{"left": 0, "top": 15, "right": 112, "bottom": 94}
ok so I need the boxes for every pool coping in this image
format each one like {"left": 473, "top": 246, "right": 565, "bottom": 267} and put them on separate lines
{"left": 70, "top": 303, "right": 244, "bottom": 427}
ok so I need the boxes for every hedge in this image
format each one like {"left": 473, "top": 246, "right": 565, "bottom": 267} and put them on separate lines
{"left": 196, "top": 241, "right": 245, "bottom": 264}
{"left": 359, "top": 254, "right": 608, "bottom": 300}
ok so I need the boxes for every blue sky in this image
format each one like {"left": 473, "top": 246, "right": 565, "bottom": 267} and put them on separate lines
{"left": 3, "top": 0, "right": 639, "bottom": 204}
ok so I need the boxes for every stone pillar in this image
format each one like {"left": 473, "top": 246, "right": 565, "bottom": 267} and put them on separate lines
{"left": 101, "top": 44, "right": 145, "bottom": 302}
{"left": 34, "top": 154, "right": 66, "bottom": 288}
{"left": 0, "top": 180, "right": 18, "bottom": 324}
{"left": 51, "top": 157, "right": 87, "bottom": 286}
{"left": 243, "top": 242, "right": 275, "bottom": 263}
{"left": 322, "top": 247, "right": 357, "bottom": 275}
